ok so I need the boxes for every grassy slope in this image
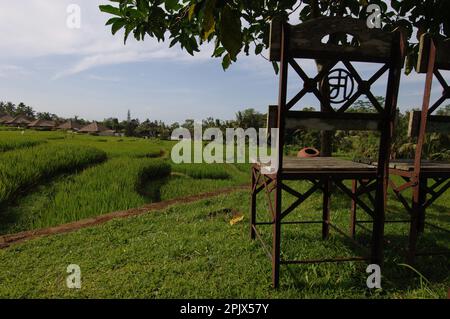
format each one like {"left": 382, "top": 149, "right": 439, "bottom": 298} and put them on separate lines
{"left": 0, "top": 139, "right": 46, "bottom": 152}
{"left": 0, "top": 144, "right": 107, "bottom": 206}
{"left": 0, "top": 132, "right": 168, "bottom": 233}
{"left": 0, "top": 188, "right": 448, "bottom": 299}
{"left": 0, "top": 131, "right": 248, "bottom": 234}
{"left": 0, "top": 158, "right": 171, "bottom": 233}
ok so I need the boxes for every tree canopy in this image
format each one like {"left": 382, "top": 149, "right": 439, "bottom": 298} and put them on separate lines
{"left": 100, "top": 0, "right": 450, "bottom": 72}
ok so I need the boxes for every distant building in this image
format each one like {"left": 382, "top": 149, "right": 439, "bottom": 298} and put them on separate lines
{"left": 98, "top": 130, "right": 116, "bottom": 137}
{"left": 5, "top": 115, "right": 32, "bottom": 127}
{"left": 79, "top": 121, "right": 112, "bottom": 134}
{"left": 28, "top": 119, "right": 56, "bottom": 130}
{"left": 0, "top": 114, "right": 14, "bottom": 124}
{"left": 57, "top": 120, "right": 82, "bottom": 131}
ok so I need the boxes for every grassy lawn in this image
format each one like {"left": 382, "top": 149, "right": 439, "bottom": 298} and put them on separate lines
{"left": 0, "top": 130, "right": 448, "bottom": 298}
{"left": 0, "top": 187, "right": 448, "bottom": 298}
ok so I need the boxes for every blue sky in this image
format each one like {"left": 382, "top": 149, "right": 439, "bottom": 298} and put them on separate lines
{"left": 0, "top": 1, "right": 445, "bottom": 123}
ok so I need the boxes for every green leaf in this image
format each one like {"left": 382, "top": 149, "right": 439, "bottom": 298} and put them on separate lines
{"left": 124, "top": 24, "right": 135, "bottom": 44}
{"left": 165, "top": 0, "right": 180, "bottom": 11}
{"left": 112, "top": 19, "right": 127, "bottom": 35}
{"left": 188, "top": 4, "right": 196, "bottom": 21}
{"left": 222, "top": 53, "right": 231, "bottom": 70}
{"left": 99, "top": 5, "right": 121, "bottom": 17}
{"left": 346, "top": 0, "right": 360, "bottom": 16}
{"left": 169, "top": 37, "right": 179, "bottom": 48}
{"left": 202, "top": 0, "right": 216, "bottom": 41}
{"left": 272, "top": 61, "right": 279, "bottom": 75}
{"left": 105, "top": 17, "right": 121, "bottom": 26}
{"left": 255, "top": 43, "right": 264, "bottom": 55}
{"left": 213, "top": 46, "right": 226, "bottom": 57}
{"left": 219, "top": 5, "right": 243, "bottom": 60}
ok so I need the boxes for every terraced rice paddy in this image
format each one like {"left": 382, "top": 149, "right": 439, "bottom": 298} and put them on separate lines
{"left": 0, "top": 131, "right": 247, "bottom": 234}
{"left": 0, "top": 144, "right": 107, "bottom": 207}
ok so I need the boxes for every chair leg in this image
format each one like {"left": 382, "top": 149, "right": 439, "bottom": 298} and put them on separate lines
{"left": 272, "top": 178, "right": 282, "bottom": 288}
{"left": 407, "top": 184, "right": 421, "bottom": 264}
{"left": 371, "top": 179, "right": 386, "bottom": 265}
{"left": 350, "top": 180, "right": 357, "bottom": 239}
{"left": 322, "top": 178, "right": 331, "bottom": 240}
{"left": 417, "top": 178, "right": 427, "bottom": 234}
{"left": 250, "top": 168, "right": 257, "bottom": 240}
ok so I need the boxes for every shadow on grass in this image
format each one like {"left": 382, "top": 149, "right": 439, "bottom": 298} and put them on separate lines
{"left": 278, "top": 229, "right": 449, "bottom": 294}
{"left": 0, "top": 160, "right": 107, "bottom": 235}
{"left": 139, "top": 176, "right": 170, "bottom": 202}
{"left": 250, "top": 181, "right": 449, "bottom": 295}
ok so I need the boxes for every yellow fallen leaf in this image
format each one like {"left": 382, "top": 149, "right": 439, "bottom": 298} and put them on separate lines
{"left": 230, "top": 215, "right": 244, "bottom": 226}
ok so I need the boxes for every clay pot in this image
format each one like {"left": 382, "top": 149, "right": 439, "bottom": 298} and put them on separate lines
{"left": 297, "top": 147, "right": 320, "bottom": 158}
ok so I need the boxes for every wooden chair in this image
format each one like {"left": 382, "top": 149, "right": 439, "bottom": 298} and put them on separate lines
{"left": 351, "top": 34, "right": 450, "bottom": 263}
{"left": 250, "top": 17, "right": 405, "bottom": 288}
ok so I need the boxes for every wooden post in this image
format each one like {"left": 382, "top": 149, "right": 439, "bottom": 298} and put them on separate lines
{"left": 408, "top": 185, "right": 421, "bottom": 264}
{"left": 371, "top": 31, "right": 404, "bottom": 265}
{"left": 250, "top": 168, "right": 257, "bottom": 240}
{"left": 408, "top": 38, "right": 437, "bottom": 262}
{"left": 322, "top": 178, "right": 331, "bottom": 239}
{"left": 350, "top": 180, "right": 358, "bottom": 238}
{"left": 272, "top": 22, "right": 289, "bottom": 289}
{"left": 417, "top": 178, "right": 427, "bottom": 233}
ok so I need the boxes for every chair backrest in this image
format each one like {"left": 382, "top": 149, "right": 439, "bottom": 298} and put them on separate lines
{"left": 267, "top": 105, "right": 278, "bottom": 130}
{"left": 408, "top": 111, "right": 450, "bottom": 138}
{"left": 417, "top": 34, "right": 450, "bottom": 73}
{"left": 409, "top": 34, "right": 450, "bottom": 168}
{"left": 268, "top": 17, "right": 404, "bottom": 178}
{"left": 270, "top": 17, "right": 395, "bottom": 63}
{"left": 269, "top": 17, "right": 404, "bottom": 132}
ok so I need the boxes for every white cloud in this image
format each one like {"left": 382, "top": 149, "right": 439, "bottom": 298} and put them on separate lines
{"left": 0, "top": 65, "right": 30, "bottom": 78}
{"left": 86, "top": 74, "right": 121, "bottom": 82}
{"left": 0, "top": 0, "right": 216, "bottom": 79}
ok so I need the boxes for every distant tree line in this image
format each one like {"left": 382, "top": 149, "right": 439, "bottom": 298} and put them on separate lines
{"left": 1, "top": 100, "right": 449, "bottom": 160}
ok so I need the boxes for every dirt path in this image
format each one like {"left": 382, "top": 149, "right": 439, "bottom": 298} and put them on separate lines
{"left": 0, "top": 185, "right": 249, "bottom": 249}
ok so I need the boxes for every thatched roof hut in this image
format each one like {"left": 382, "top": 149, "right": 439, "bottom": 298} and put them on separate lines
{"left": 57, "top": 120, "right": 82, "bottom": 131}
{"left": 0, "top": 114, "right": 14, "bottom": 124}
{"left": 79, "top": 121, "right": 110, "bottom": 133}
{"left": 99, "top": 129, "right": 117, "bottom": 136}
{"left": 6, "top": 115, "right": 32, "bottom": 126}
{"left": 28, "top": 119, "right": 56, "bottom": 129}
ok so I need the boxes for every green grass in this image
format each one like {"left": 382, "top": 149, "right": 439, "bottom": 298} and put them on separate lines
{"left": 171, "top": 163, "right": 233, "bottom": 180}
{"left": 0, "top": 160, "right": 248, "bottom": 234}
{"left": 0, "top": 158, "right": 171, "bottom": 234}
{"left": 0, "top": 144, "right": 107, "bottom": 207}
{"left": 0, "top": 132, "right": 177, "bottom": 233}
{"left": 0, "top": 131, "right": 170, "bottom": 158}
{"left": 49, "top": 134, "right": 167, "bottom": 158}
{"left": 0, "top": 131, "right": 251, "bottom": 234}
{"left": 148, "top": 163, "right": 249, "bottom": 201}
{"left": 0, "top": 131, "right": 249, "bottom": 234}
{"left": 0, "top": 138, "right": 46, "bottom": 152}
{"left": 0, "top": 190, "right": 447, "bottom": 298}
{"left": 0, "top": 130, "right": 448, "bottom": 298}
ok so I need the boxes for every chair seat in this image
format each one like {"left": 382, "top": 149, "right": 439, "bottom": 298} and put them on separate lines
{"left": 254, "top": 156, "right": 377, "bottom": 176}
{"left": 370, "top": 159, "right": 450, "bottom": 173}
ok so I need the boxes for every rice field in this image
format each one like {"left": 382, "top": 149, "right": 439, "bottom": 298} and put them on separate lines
{"left": 0, "top": 144, "right": 107, "bottom": 207}
{"left": 0, "top": 157, "right": 171, "bottom": 233}
{"left": 0, "top": 138, "right": 46, "bottom": 153}
{"left": 0, "top": 131, "right": 248, "bottom": 234}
